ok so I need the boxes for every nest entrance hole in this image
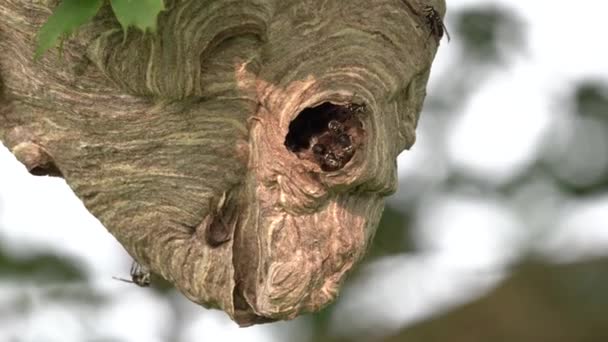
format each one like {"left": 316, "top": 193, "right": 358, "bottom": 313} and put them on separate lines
{"left": 284, "top": 101, "right": 365, "bottom": 171}
{"left": 285, "top": 102, "right": 354, "bottom": 152}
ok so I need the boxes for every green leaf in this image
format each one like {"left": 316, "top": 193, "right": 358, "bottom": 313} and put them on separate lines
{"left": 35, "top": 0, "right": 103, "bottom": 59}
{"left": 110, "top": 0, "right": 164, "bottom": 35}
{"left": 0, "top": 248, "right": 86, "bottom": 283}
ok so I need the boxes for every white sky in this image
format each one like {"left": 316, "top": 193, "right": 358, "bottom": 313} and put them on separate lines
{"left": 1, "top": 0, "right": 608, "bottom": 341}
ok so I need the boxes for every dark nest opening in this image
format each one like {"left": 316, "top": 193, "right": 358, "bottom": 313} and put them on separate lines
{"left": 29, "top": 162, "right": 63, "bottom": 177}
{"left": 284, "top": 102, "right": 365, "bottom": 171}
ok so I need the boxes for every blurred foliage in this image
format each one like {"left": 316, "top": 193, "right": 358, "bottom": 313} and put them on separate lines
{"left": 365, "top": 206, "right": 416, "bottom": 261}
{"left": 0, "top": 246, "right": 86, "bottom": 283}
{"left": 541, "top": 80, "right": 608, "bottom": 195}
{"left": 576, "top": 81, "right": 608, "bottom": 119}
{"left": 428, "top": 5, "right": 526, "bottom": 113}
{"left": 382, "top": 258, "right": 608, "bottom": 342}
{"left": 311, "top": 301, "right": 338, "bottom": 341}
{"left": 455, "top": 5, "right": 525, "bottom": 63}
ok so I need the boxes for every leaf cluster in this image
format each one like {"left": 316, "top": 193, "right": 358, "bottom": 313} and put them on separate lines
{"left": 35, "top": 0, "right": 164, "bottom": 58}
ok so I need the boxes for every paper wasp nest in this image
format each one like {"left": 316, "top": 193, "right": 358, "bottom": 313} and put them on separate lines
{"left": 0, "top": 0, "right": 444, "bottom": 325}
